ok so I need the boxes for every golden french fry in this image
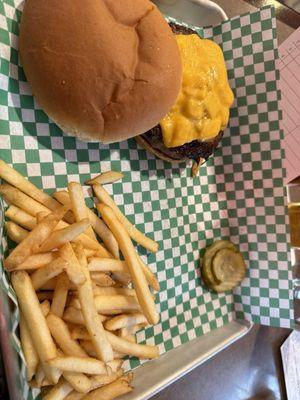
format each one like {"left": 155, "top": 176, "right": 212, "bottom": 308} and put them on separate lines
{"left": 17, "top": 252, "right": 57, "bottom": 270}
{"left": 63, "top": 370, "right": 91, "bottom": 395}
{"left": 84, "top": 249, "right": 97, "bottom": 258}
{"left": 106, "top": 331, "right": 158, "bottom": 359}
{"left": 70, "top": 325, "right": 91, "bottom": 341}
{"left": 89, "top": 370, "right": 123, "bottom": 391}
{"left": 122, "top": 335, "right": 136, "bottom": 343}
{"left": 48, "top": 356, "right": 107, "bottom": 375}
{"left": 85, "top": 171, "right": 124, "bottom": 186}
{"left": 40, "top": 300, "right": 51, "bottom": 317}
{"left": 82, "top": 374, "right": 133, "bottom": 400}
{"left": 119, "top": 323, "right": 147, "bottom": 337}
{"left": 63, "top": 307, "right": 85, "bottom": 325}
{"left": 71, "top": 295, "right": 140, "bottom": 314}
{"left": 37, "top": 291, "right": 53, "bottom": 301}
{"left": 65, "top": 392, "right": 85, "bottom": 400}
{"left": 39, "top": 219, "right": 90, "bottom": 252}
{"left": 19, "top": 314, "right": 39, "bottom": 381}
{"left": 92, "top": 287, "right": 137, "bottom": 298}
{"left": 36, "top": 211, "right": 49, "bottom": 223}
{"left": 68, "top": 182, "right": 97, "bottom": 241}
{"left": 94, "top": 184, "right": 158, "bottom": 252}
{"left": 90, "top": 272, "right": 115, "bottom": 287}
{"left": 5, "top": 204, "right": 36, "bottom": 230}
{"left": 107, "top": 360, "right": 123, "bottom": 373}
{"left": 0, "top": 184, "right": 50, "bottom": 216}
{"left": 0, "top": 160, "right": 60, "bottom": 210}
{"left": 43, "top": 379, "right": 73, "bottom": 400}
{"left": 5, "top": 221, "right": 28, "bottom": 243}
{"left": 79, "top": 341, "right": 125, "bottom": 360}
{"left": 51, "top": 272, "right": 69, "bottom": 317}
{"left": 104, "top": 313, "right": 147, "bottom": 331}
{"left": 40, "top": 277, "right": 77, "bottom": 291}
{"left": 11, "top": 271, "right": 60, "bottom": 383}
{"left": 47, "top": 314, "right": 88, "bottom": 357}
{"left": 4, "top": 205, "right": 68, "bottom": 271}
{"left": 137, "top": 256, "right": 160, "bottom": 292}
{"left": 74, "top": 242, "right": 114, "bottom": 363}
{"left": 54, "top": 190, "right": 118, "bottom": 258}
{"left": 30, "top": 257, "right": 68, "bottom": 290}
{"left": 58, "top": 243, "right": 86, "bottom": 286}
{"left": 35, "top": 363, "right": 46, "bottom": 387}
{"left": 98, "top": 204, "right": 159, "bottom": 325}
{"left": 88, "top": 258, "right": 127, "bottom": 273}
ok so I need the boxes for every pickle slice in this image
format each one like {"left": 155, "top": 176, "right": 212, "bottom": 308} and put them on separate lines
{"left": 212, "top": 248, "right": 246, "bottom": 286}
{"left": 202, "top": 240, "right": 237, "bottom": 286}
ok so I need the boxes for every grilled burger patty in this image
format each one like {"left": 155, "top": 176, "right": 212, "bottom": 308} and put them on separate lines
{"left": 136, "top": 22, "right": 224, "bottom": 164}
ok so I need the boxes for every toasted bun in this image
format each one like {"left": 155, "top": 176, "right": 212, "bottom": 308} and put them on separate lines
{"left": 19, "top": 0, "right": 182, "bottom": 142}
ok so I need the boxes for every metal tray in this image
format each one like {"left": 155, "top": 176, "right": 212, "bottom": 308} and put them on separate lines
{"left": 0, "top": 1, "right": 255, "bottom": 399}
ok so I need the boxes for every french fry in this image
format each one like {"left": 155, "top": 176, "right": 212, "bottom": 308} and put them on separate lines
{"left": 58, "top": 243, "right": 86, "bottom": 286}
{"left": 54, "top": 190, "right": 119, "bottom": 258}
{"left": 84, "top": 249, "right": 97, "bottom": 258}
{"left": 94, "top": 184, "right": 158, "bottom": 252}
{"left": 88, "top": 258, "right": 127, "bottom": 274}
{"left": 89, "top": 370, "right": 123, "bottom": 391}
{"left": 74, "top": 242, "right": 114, "bottom": 363}
{"left": 39, "top": 219, "right": 90, "bottom": 252}
{"left": 119, "top": 323, "right": 147, "bottom": 337}
{"left": 85, "top": 171, "right": 124, "bottom": 186}
{"left": 35, "top": 363, "right": 46, "bottom": 387}
{"left": 65, "top": 392, "right": 85, "bottom": 400}
{"left": 79, "top": 341, "right": 125, "bottom": 360}
{"left": 82, "top": 374, "right": 133, "bottom": 400}
{"left": 17, "top": 252, "right": 57, "bottom": 270}
{"left": 19, "top": 314, "right": 39, "bottom": 381}
{"left": 71, "top": 295, "right": 140, "bottom": 314}
{"left": 98, "top": 204, "right": 159, "bottom": 324}
{"left": 11, "top": 271, "right": 60, "bottom": 383}
{"left": 4, "top": 205, "right": 68, "bottom": 271}
{"left": 0, "top": 160, "right": 60, "bottom": 210}
{"left": 36, "top": 211, "right": 49, "bottom": 223}
{"left": 51, "top": 272, "right": 69, "bottom": 317}
{"left": 43, "top": 379, "right": 73, "bottom": 400}
{"left": 48, "top": 356, "right": 107, "bottom": 375}
{"left": 70, "top": 325, "right": 92, "bottom": 341}
{"left": 37, "top": 291, "right": 53, "bottom": 301}
{"left": 5, "top": 221, "right": 28, "bottom": 243}
{"left": 92, "top": 287, "right": 137, "bottom": 298}
{"left": 47, "top": 314, "right": 88, "bottom": 357}
{"left": 40, "top": 277, "right": 77, "bottom": 291}
{"left": 90, "top": 272, "right": 115, "bottom": 287}
{"left": 68, "top": 182, "right": 97, "bottom": 241}
{"left": 105, "top": 331, "right": 159, "bottom": 359}
{"left": 107, "top": 360, "right": 123, "bottom": 373}
{"left": 30, "top": 257, "right": 68, "bottom": 290}
{"left": 5, "top": 204, "right": 36, "bottom": 230}
{"left": 89, "top": 257, "right": 158, "bottom": 290}
{"left": 104, "top": 313, "right": 147, "bottom": 331}
{"left": 40, "top": 300, "right": 51, "bottom": 317}
{"left": 137, "top": 256, "right": 160, "bottom": 292}
{"left": 63, "top": 307, "right": 85, "bottom": 325}
{"left": 122, "top": 335, "right": 136, "bottom": 343}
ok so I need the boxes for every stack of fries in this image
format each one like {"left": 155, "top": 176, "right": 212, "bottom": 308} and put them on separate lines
{"left": 0, "top": 160, "right": 160, "bottom": 400}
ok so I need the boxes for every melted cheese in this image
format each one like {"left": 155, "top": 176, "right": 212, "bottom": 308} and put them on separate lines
{"left": 160, "top": 34, "right": 234, "bottom": 148}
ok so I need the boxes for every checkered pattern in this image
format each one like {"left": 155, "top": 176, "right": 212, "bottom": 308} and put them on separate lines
{"left": 0, "top": 2, "right": 293, "bottom": 398}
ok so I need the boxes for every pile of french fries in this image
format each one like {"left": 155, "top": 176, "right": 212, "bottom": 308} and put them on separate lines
{"left": 0, "top": 160, "right": 160, "bottom": 400}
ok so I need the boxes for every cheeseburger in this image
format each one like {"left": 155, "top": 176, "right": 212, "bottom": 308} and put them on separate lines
{"left": 19, "top": 0, "right": 233, "bottom": 173}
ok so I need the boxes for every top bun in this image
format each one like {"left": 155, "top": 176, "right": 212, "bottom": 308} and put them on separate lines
{"left": 19, "top": 0, "right": 182, "bottom": 143}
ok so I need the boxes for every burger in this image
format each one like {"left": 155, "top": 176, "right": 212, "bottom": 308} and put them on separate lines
{"left": 19, "top": 0, "right": 234, "bottom": 174}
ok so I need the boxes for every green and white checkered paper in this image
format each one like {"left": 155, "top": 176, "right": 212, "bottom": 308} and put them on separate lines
{"left": 0, "top": 2, "right": 293, "bottom": 398}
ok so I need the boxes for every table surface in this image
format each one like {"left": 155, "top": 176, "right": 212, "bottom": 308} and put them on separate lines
{"left": 0, "top": 1, "right": 298, "bottom": 399}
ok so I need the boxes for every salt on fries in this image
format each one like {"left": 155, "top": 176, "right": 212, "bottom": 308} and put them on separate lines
{"left": 0, "top": 160, "right": 160, "bottom": 399}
